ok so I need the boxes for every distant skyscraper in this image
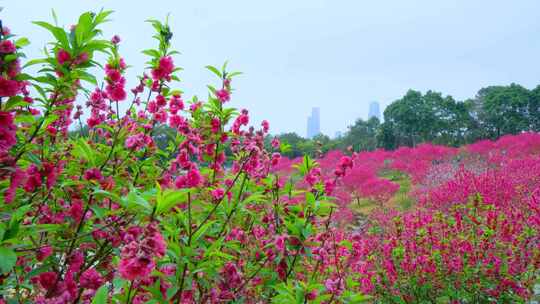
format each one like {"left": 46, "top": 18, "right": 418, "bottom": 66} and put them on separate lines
{"left": 306, "top": 107, "right": 321, "bottom": 138}
{"left": 368, "top": 101, "right": 381, "bottom": 121}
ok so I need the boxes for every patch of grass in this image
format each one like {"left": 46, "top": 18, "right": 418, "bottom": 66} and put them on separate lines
{"left": 380, "top": 170, "right": 415, "bottom": 211}
{"left": 387, "top": 171, "right": 415, "bottom": 211}
{"left": 348, "top": 197, "right": 381, "bottom": 215}
{"left": 393, "top": 192, "right": 415, "bottom": 210}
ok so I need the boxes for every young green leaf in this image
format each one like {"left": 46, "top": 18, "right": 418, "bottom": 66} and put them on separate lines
{"left": 91, "top": 285, "right": 109, "bottom": 304}
{"left": 205, "top": 65, "right": 222, "bottom": 78}
{"left": 0, "top": 247, "right": 17, "bottom": 274}
{"left": 76, "top": 12, "right": 94, "bottom": 45}
{"left": 32, "top": 21, "right": 70, "bottom": 49}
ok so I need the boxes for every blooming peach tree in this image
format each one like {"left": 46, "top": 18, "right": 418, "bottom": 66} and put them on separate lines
{"left": 309, "top": 137, "right": 540, "bottom": 303}
{"left": 0, "top": 10, "right": 368, "bottom": 303}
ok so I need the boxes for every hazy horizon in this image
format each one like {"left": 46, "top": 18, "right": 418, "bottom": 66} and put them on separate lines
{"left": 2, "top": 0, "right": 540, "bottom": 136}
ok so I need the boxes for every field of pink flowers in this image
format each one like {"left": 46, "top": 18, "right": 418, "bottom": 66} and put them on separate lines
{"left": 0, "top": 10, "right": 539, "bottom": 304}
{"left": 277, "top": 132, "right": 540, "bottom": 302}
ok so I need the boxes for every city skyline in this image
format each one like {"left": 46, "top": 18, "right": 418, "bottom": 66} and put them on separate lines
{"left": 305, "top": 102, "right": 383, "bottom": 139}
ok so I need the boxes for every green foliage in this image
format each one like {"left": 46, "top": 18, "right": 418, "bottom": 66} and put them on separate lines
{"left": 275, "top": 83, "right": 540, "bottom": 155}
{"left": 475, "top": 84, "right": 534, "bottom": 138}
{"left": 0, "top": 247, "right": 17, "bottom": 274}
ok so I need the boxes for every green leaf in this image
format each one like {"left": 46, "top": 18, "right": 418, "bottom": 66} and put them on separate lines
{"left": 51, "top": 9, "right": 59, "bottom": 26}
{"left": 11, "top": 204, "right": 32, "bottom": 222}
{"left": 173, "top": 208, "right": 189, "bottom": 232}
{"left": 32, "top": 224, "right": 63, "bottom": 233}
{"left": 228, "top": 71, "right": 243, "bottom": 77}
{"left": 339, "top": 240, "right": 353, "bottom": 251}
{"left": 2, "top": 54, "right": 17, "bottom": 64}
{"left": 91, "top": 206, "right": 108, "bottom": 219}
{"left": 167, "top": 50, "right": 181, "bottom": 56}
{"left": 295, "top": 286, "right": 305, "bottom": 304}
{"left": 142, "top": 280, "right": 167, "bottom": 304}
{"left": 294, "top": 155, "right": 318, "bottom": 176}
{"left": 221, "top": 61, "right": 229, "bottom": 73}
{"left": 306, "top": 192, "right": 315, "bottom": 205}
{"left": 4, "top": 96, "right": 30, "bottom": 110}
{"left": 76, "top": 12, "right": 93, "bottom": 45}
{"left": 156, "top": 188, "right": 188, "bottom": 215}
{"left": 142, "top": 49, "right": 161, "bottom": 58}
{"left": 93, "top": 189, "right": 122, "bottom": 204}
{"left": 91, "top": 285, "right": 108, "bottom": 304}
{"left": 77, "top": 70, "right": 98, "bottom": 86}
{"left": 242, "top": 193, "right": 265, "bottom": 205}
{"left": 32, "top": 21, "right": 69, "bottom": 49}
{"left": 0, "top": 247, "right": 17, "bottom": 274}
{"left": 280, "top": 142, "right": 292, "bottom": 153}
{"left": 15, "top": 113, "right": 35, "bottom": 124}
{"left": 205, "top": 65, "right": 222, "bottom": 78}
{"left": 42, "top": 114, "right": 59, "bottom": 130}
{"left": 34, "top": 84, "right": 49, "bottom": 100}
{"left": 346, "top": 293, "right": 372, "bottom": 303}
{"left": 83, "top": 40, "right": 111, "bottom": 54}
{"left": 73, "top": 138, "right": 96, "bottom": 166}
{"left": 15, "top": 37, "right": 30, "bottom": 48}
{"left": 146, "top": 19, "right": 164, "bottom": 35}
{"left": 94, "top": 9, "right": 114, "bottom": 26}
{"left": 192, "top": 221, "right": 215, "bottom": 243}
{"left": 126, "top": 189, "right": 152, "bottom": 212}
{"left": 14, "top": 73, "right": 34, "bottom": 82}
{"left": 3, "top": 220, "right": 20, "bottom": 241}
{"left": 207, "top": 251, "right": 234, "bottom": 260}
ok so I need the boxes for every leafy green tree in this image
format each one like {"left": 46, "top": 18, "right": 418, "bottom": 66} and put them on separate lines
{"left": 529, "top": 85, "right": 540, "bottom": 131}
{"left": 342, "top": 117, "right": 380, "bottom": 151}
{"left": 379, "top": 90, "right": 479, "bottom": 147}
{"left": 273, "top": 132, "right": 310, "bottom": 158}
{"left": 376, "top": 120, "right": 397, "bottom": 150}
{"left": 475, "top": 84, "right": 531, "bottom": 138}
{"left": 391, "top": 90, "right": 422, "bottom": 146}
{"left": 425, "top": 92, "right": 473, "bottom": 146}
{"left": 382, "top": 90, "right": 437, "bottom": 147}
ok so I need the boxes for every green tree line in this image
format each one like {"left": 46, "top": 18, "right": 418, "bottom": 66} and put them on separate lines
{"left": 272, "top": 83, "right": 540, "bottom": 157}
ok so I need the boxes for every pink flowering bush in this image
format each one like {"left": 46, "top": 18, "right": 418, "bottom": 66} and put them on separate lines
{"left": 359, "top": 194, "right": 540, "bottom": 302}
{"left": 272, "top": 133, "right": 540, "bottom": 302}
{"left": 389, "top": 143, "right": 458, "bottom": 183}
{"left": 0, "top": 11, "right": 372, "bottom": 303}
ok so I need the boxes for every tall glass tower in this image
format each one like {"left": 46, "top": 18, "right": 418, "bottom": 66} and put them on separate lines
{"left": 306, "top": 107, "right": 321, "bottom": 138}
{"left": 368, "top": 101, "right": 381, "bottom": 121}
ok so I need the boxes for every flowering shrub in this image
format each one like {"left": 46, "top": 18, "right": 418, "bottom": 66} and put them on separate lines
{"left": 274, "top": 133, "right": 540, "bottom": 302}
{"left": 466, "top": 132, "right": 540, "bottom": 164}
{"left": 389, "top": 143, "right": 458, "bottom": 183}
{"left": 0, "top": 11, "right": 365, "bottom": 303}
{"left": 361, "top": 194, "right": 540, "bottom": 302}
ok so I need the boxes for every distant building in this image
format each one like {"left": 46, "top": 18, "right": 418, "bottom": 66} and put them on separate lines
{"left": 368, "top": 101, "right": 381, "bottom": 121}
{"left": 334, "top": 131, "right": 343, "bottom": 138}
{"left": 306, "top": 107, "right": 321, "bottom": 139}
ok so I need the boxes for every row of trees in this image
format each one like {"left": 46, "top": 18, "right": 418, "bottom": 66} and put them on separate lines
{"left": 273, "top": 83, "right": 540, "bottom": 156}
{"left": 380, "top": 84, "right": 540, "bottom": 149}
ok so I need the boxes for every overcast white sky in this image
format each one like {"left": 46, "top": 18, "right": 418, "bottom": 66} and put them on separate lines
{"left": 2, "top": 0, "right": 540, "bottom": 136}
